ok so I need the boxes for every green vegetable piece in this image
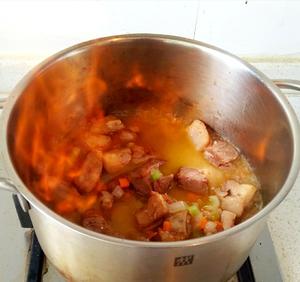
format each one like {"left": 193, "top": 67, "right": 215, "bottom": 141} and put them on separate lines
{"left": 188, "top": 205, "right": 200, "bottom": 217}
{"left": 151, "top": 169, "right": 162, "bottom": 181}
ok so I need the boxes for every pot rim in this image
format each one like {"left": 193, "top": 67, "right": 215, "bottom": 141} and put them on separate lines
{"left": 1, "top": 33, "right": 300, "bottom": 248}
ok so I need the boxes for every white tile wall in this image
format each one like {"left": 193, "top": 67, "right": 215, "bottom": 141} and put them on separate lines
{"left": 0, "top": 0, "right": 198, "bottom": 56}
{"left": 0, "top": 0, "right": 299, "bottom": 57}
{"left": 195, "top": 0, "right": 300, "bottom": 56}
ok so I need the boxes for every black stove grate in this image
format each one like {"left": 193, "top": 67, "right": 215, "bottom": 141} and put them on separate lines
{"left": 13, "top": 195, "right": 255, "bottom": 282}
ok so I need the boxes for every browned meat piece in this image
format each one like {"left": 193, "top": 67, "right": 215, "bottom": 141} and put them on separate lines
{"left": 135, "top": 192, "right": 169, "bottom": 227}
{"left": 176, "top": 167, "right": 209, "bottom": 195}
{"left": 85, "top": 134, "right": 111, "bottom": 150}
{"left": 213, "top": 187, "right": 228, "bottom": 198}
{"left": 226, "top": 181, "right": 257, "bottom": 207}
{"left": 100, "top": 191, "right": 114, "bottom": 209}
{"left": 129, "top": 159, "right": 164, "bottom": 197}
{"left": 128, "top": 125, "right": 140, "bottom": 133}
{"left": 221, "top": 196, "right": 244, "bottom": 216}
{"left": 106, "top": 119, "right": 124, "bottom": 132}
{"left": 118, "top": 130, "right": 137, "bottom": 142}
{"left": 204, "top": 140, "right": 239, "bottom": 167}
{"left": 91, "top": 116, "right": 124, "bottom": 135}
{"left": 74, "top": 151, "right": 102, "bottom": 194}
{"left": 82, "top": 210, "right": 112, "bottom": 233}
{"left": 51, "top": 181, "right": 80, "bottom": 214}
{"left": 220, "top": 180, "right": 257, "bottom": 217}
{"left": 130, "top": 177, "right": 152, "bottom": 197}
{"left": 187, "top": 120, "right": 210, "bottom": 151}
{"left": 144, "top": 218, "right": 164, "bottom": 231}
{"left": 221, "top": 180, "right": 237, "bottom": 192}
{"left": 128, "top": 143, "right": 145, "bottom": 158}
{"left": 153, "top": 174, "right": 174, "bottom": 194}
{"left": 127, "top": 143, "right": 156, "bottom": 165}
{"left": 159, "top": 210, "right": 192, "bottom": 241}
{"left": 102, "top": 148, "right": 132, "bottom": 174}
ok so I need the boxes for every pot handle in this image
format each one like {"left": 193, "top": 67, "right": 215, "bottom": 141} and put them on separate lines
{"left": 0, "top": 177, "right": 19, "bottom": 193}
{"left": 0, "top": 97, "right": 30, "bottom": 211}
{"left": 0, "top": 175, "right": 30, "bottom": 211}
{"left": 273, "top": 79, "right": 300, "bottom": 91}
{"left": 0, "top": 177, "right": 30, "bottom": 212}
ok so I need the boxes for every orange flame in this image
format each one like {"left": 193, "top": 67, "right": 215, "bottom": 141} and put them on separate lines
{"left": 10, "top": 46, "right": 181, "bottom": 221}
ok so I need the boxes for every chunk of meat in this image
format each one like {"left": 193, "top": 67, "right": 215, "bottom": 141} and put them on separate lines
{"left": 74, "top": 151, "right": 102, "bottom": 194}
{"left": 82, "top": 210, "right": 111, "bottom": 233}
{"left": 221, "top": 210, "right": 236, "bottom": 230}
{"left": 176, "top": 167, "right": 209, "bottom": 195}
{"left": 153, "top": 174, "right": 174, "bottom": 194}
{"left": 227, "top": 181, "right": 257, "bottom": 207}
{"left": 130, "top": 177, "right": 152, "bottom": 197}
{"left": 118, "top": 130, "right": 137, "bottom": 142}
{"left": 220, "top": 180, "right": 257, "bottom": 216}
{"left": 102, "top": 148, "right": 132, "bottom": 174}
{"left": 135, "top": 192, "right": 169, "bottom": 227}
{"left": 187, "top": 120, "right": 210, "bottom": 151}
{"left": 221, "top": 196, "right": 244, "bottom": 217}
{"left": 91, "top": 116, "right": 124, "bottom": 134}
{"left": 52, "top": 181, "right": 80, "bottom": 214}
{"left": 127, "top": 143, "right": 152, "bottom": 164}
{"left": 204, "top": 140, "right": 239, "bottom": 167}
{"left": 85, "top": 134, "right": 111, "bottom": 150}
{"left": 129, "top": 159, "right": 164, "bottom": 197}
{"left": 213, "top": 187, "right": 228, "bottom": 198}
{"left": 221, "top": 180, "right": 236, "bottom": 192}
{"left": 128, "top": 125, "right": 140, "bottom": 133}
{"left": 128, "top": 143, "right": 145, "bottom": 157}
{"left": 159, "top": 211, "right": 192, "bottom": 241}
{"left": 100, "top": 191, "right": 114, "bottom": 209}
{"left": 106, "top": 119, "right": 124, "bottom": 132}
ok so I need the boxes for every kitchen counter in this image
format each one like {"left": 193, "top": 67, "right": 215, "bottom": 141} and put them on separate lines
{"left": 0, "top": 59, "right": 300, "bottom": 282}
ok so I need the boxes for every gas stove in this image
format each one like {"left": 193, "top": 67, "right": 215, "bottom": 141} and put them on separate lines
{"left": 9, "top": 194, "right": 281, "bottom": 282}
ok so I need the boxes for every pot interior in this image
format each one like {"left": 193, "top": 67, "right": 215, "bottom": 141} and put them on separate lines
{"left": 7, "top": 36, "right": 294, "bottom": 207}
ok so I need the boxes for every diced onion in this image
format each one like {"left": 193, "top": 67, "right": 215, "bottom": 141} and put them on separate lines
{"left": 112, "top": 185, "right": 124, "bottom": 199}
{"left": 208, "top": 195, "right": 220, "bottom": 208}
{"left": 168, "top": 201, "right": 187, "bottom": 213}
{"left": 204, "top": 221, "right": 217, "bottom": 234}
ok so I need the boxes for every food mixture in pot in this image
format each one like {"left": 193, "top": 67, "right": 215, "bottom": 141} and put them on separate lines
{"left": 30, "top": 107, "right": 262, "bottom": 241}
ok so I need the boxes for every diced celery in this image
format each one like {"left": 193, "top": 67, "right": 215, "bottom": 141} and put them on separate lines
{"left": 150, "top": 169, "right": 162, "bottom": 181}
{"left": 188, "top": 204, "right": 200, "bottom": 217}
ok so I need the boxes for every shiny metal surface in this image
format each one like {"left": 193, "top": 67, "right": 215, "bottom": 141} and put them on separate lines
{"left": 29, "top": 207, "right": 265, "bottom": 282}
{"left": 273, "top": 79, "right": 300, "bottom": 91}
{"left": 0, "top": 97, "right": 5, "bottom": 109}
{"left": 0, "top": 34, "right": 299, "bottom": 282}
{"left": 0, "top": 177, "right": 18, "bottom": 193}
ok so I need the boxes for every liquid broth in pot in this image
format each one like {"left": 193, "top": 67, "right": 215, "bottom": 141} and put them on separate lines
{"left": 27, "top": 104, "right": 262, "bottom": 242}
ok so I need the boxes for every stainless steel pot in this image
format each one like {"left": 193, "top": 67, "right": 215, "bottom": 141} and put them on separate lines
{"left": 0, "top": 34, "right": 300, "bottom": 282}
